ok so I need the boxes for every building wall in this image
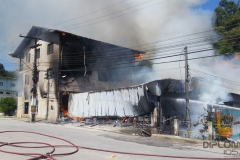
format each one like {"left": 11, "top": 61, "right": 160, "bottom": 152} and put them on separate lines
{"left": 0, "top": 77, "right": 19, "bottom": 115}
{"left": 0, "top": 77, "right": 18, "bottom": 99}
{"left": 17, "top": 33, "right": 60, "bottom": 120}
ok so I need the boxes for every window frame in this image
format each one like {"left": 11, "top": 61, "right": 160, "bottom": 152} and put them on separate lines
{"left": 24, "top": 92, "right": 28, "bottom": 100}
{"left": 47, "top": 43, "right": 54, "bottom": 55}
{"left": 25, "top": 75, "right": 29, "bottom": 85}
{"left": 36, "top": 48, "right": 40, "bottom": 59}
{"left": 28, "top": 53, "right": 31, "bottom": 63}
{"left": 26, "top": 54, "right": 28, "bottom": 63}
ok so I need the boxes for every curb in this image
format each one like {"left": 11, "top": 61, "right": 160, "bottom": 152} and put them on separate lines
{"left": 151, "top": 134, "right": 204, "bottom": 144}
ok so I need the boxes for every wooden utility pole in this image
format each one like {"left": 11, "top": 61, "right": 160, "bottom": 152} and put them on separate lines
{"left": 184, "top": 46, "right": 190, "bottom": 138}
{"left": 158, "top": 96, "right": 162, "bottom": 133}
{"left": 20, "top": 35, "right": 41, "bottom": 122}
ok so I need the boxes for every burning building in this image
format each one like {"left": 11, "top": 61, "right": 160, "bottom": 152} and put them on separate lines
{"left": 10, "top": 26, "right": 145, "bottom": 120}
{"left": 68, "top": 77, "right": 240, "bottom": 135}
{"left": 10, "top": 26, "right": 240, "bottom": 137}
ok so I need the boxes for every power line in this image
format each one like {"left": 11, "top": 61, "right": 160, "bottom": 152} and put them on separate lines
{"left": 190, "top": 68, "right": 240, "bottom": 85}
{"left": 10, "top": 21, "right": 240, "bottom": 59}
{"left": 46, "top": 33, "right": 237, "bottom": 64}
{"left": 50, "top": 0, "right": 128, "bottom": 27}
{"left": 58, "top": 49, "right": 226, "bottom": 72}
{"left": 35, "top": 41, "right": 240, "bottom": 72}
{"left": 5, "top": 4, "right": 239, "bottom": 54}
{"left": 196, "top": 78, "right": 240, "bottom": 93}
{"left": 39, "top": 47, "right": 213, "bottom": 69}
{"left": 57, "top": 35, "right": 240, "bottom": 71}
{"left": 63, "top": 0, "right": 167, "bottom": 30}
{"left": 48, "top": 41, "right": 240, "bottom": 71}
{"left": 57, "top": 32, "right": 240, "bottom": 60}
{"left": 60, "top": 0, "right": 156, "bottom": 29}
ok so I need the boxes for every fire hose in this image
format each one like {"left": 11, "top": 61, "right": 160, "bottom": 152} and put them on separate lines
{"left": 0, "top": 130, "right": 239, "bottom": 160}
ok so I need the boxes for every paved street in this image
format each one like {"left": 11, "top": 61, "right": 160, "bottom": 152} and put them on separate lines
{"left": 0, "top": 118, "right": 232, "bottom": 160}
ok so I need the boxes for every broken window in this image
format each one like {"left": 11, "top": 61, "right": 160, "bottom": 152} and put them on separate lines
{"left": 24, "top": 92, "right": 28, "bottom": 100}
{"left": 36, "top": 49, "right": 40, "bottom": 58}
{"left": 20, "top": 59, "right": 23, "bottom": 71}
{"left": 25, "top": 54, "right": 28, "bottom": 63}
{"left": 28, "top": 53, "right": 31, "bottom": 63}
{"left": 47, "top": 43, "right": 53, "bottom": 55}
{"left": 25, "top": 75, "right": 29, "bottom": 85}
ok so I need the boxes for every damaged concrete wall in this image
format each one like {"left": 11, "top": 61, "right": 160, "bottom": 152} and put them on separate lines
{"left": 17, "top": 30, "right": 60, "bottom": 120}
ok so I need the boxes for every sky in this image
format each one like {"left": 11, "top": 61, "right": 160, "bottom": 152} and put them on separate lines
{"left": 200, "top": 0, "right": 220, "bottom": 11}
{"left": 0, "top": 0, "right": 220, "bottom": 71}
{"left": 200, "top": 0, "right": 238, "bottom": 11}
{"left": 1, "top": 0, "right": 240, "bottom": 96}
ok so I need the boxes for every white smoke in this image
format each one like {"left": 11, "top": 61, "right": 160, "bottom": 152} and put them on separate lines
{"left": 1, "top": 0, "right": 239, "bottom": 101}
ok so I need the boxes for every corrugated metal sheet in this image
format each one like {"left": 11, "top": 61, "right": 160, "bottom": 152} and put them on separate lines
{"left": 68, "top": 85, "right": 153, "bottom": 117}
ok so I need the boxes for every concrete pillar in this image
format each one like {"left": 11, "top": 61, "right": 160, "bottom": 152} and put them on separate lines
{"left": 174, "top": 119, "right": 179, "bottom": 136}
{"left": 208, "top": 121, "right": 213, "bottom": 141}
{"left": 157, "top": 96, "right": 163, "bottom": 133}
{"left": 153, "top": 107, "right": 158, "bottom": 127}
{"left": 151, "top": 112, "right": 154, "bottom": 127}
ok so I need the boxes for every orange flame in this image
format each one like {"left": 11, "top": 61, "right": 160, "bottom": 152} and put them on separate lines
{"left": 134, "top": 53, "right": 144, "bottom": 60}
{"left": 61, "top": 108, "right": 68, "bottom": 116}
{"left": 69, "top": 117, "right": 86, "bottom": 121}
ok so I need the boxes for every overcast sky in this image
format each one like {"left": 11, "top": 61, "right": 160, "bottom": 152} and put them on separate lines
{"left": 0, "top": 0, "right": 219, "bottom": 71}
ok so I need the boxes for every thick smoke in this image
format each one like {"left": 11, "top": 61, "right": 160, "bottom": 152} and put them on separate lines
{"left": 1, "top": 0, "right": 239, "bottom": 101}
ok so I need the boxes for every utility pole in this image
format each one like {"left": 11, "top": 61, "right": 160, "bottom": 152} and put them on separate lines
{"left": 184, "top": 46, "right": 190, "bottom": 138}
{"left": 45, "top": 68, "right": 53, "bottom": 120}
{"left": 20, "top": 35, "right": 41, "bottom": 122}
{"left": 158, "top": 96, "right": 162, "bottom": 133}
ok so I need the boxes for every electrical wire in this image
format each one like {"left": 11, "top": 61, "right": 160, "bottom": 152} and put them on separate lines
{"left": 57, "top": 48, "right": 232, "bottom": 72}
{"left": 37, "top": 37, "right": 236, "bottom": 68}
{"left": 50, "top": 0, "right": 128, "bottom": 27}
{"left": 59, "top": 22, "right": 240, "bottom": 55}
{"left": 19, "top": 45, "right": 238, "bottom": 74}
{"left": 60, "top": 0, "right": 156, "bottom": 29}
{"left": 6, "top": 4, "right": 240, "bottom": 58}
{"left": 190, "top": 68, "right": 240, "bottom": 85}
{"left": 65, "top": 0, "right": 169, "bottom": 31}
{"left": 48, "top": 33, "right": 240, "bottom": 62}
{"left": 9, "top": 21, "right": 240, "bottom": 62}
{"left": 191, "top": 75, "right": 240, "bottom": 93}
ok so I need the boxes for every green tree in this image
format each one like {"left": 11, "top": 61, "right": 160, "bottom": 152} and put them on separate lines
{"left": 213, "top": 0, "right": 240, "bottom": 54}
{"left": 0, "top": 63, "right": 16, "bottom": 78}
{"left": 0, "top": 97, "right": 17, "bottom": 115}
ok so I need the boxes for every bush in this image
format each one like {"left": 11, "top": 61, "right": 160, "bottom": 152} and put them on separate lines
{"left": 0, "top": 97, "right": 17, "bottom": 115}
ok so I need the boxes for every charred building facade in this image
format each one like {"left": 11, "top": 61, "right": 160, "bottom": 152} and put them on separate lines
{"left": 10, "top": 26, "right": 240, "bottom": 133}
{"left": 68, "top": 78, "right": 240, "bottom": 135}
{"left": 10, "top": 26, "right": 145, "bottom": 120}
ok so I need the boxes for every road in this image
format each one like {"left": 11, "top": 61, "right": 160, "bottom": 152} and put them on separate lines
{"left": 0, "top": 118, "right": 232, "bottom": 160}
